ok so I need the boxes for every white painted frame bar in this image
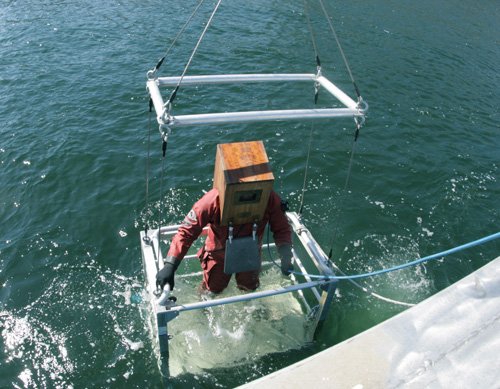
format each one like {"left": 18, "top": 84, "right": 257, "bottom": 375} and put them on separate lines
{"left": 167, "top": 108, "right": 360, "bottom": 127}
{"left": 156, "top": 73, "right": 317, "bottom": 86}
{"left": 146, "top": 73, "right": 365, "bottom": 128}
{"left": 159, "top": 280, "right": 328, "bottom": 315}
{"left": 287, "top": 212, "right": 334, "bottom": 277}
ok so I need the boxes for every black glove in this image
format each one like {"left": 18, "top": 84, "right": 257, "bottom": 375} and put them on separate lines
{"left": 156, "top": 256, "right": 181, "bottom": 290}
{"left": 278, "top": 244, "right": 294, "bottom": 276}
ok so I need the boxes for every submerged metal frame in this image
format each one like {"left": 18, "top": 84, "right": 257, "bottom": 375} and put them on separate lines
{"left": 146, "top": 73, "right": 367, "bottom": 129}
{"left": 140, "top": 211, "right": 338, "bottom": 367}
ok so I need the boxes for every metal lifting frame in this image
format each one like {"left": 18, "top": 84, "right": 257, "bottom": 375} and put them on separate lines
{"left": 140, "top": 211, "right": 338, "bottom": 362}
{"left": 146, "top": 73, "right": 367, "bottom": 129}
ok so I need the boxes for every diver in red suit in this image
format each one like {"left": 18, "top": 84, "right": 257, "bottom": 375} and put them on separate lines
{"left": 156, "top": 188, "right": 294, "bottom": 294}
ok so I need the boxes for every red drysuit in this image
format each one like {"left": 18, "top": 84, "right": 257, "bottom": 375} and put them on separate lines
{"left": 167, "top": 188, "right": 292, "bottom": 293}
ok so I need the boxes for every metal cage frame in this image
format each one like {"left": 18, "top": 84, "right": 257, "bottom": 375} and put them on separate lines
{"left": 140, "top": 211, "right": 338, "bottom": 372}
{"left": 147, "top": 72, "right": 367, "bottom": 129}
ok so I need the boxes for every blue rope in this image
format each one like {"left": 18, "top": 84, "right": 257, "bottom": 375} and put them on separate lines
{"left": 268, "top": 228, "right": 500, "bottom": 281}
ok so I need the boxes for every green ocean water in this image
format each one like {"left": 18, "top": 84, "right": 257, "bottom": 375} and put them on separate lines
{"left": 1, "top": 0, "right": 499, "bottom": 387}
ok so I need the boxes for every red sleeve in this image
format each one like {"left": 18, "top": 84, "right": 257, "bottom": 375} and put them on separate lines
{"left": 267, "top": 191, "right": 292, "bottom": 248}
{"left": 167, "top": 189, "right": 218, "bottom": 261}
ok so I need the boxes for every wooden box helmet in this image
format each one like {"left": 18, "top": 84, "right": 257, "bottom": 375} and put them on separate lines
{"left": 213, "top": 141, "right": 274, "bottom": 226}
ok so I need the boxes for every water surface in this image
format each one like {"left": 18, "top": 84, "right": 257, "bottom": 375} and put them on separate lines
{"left": 1, "top": 1, "right": 499, "bottom": 387}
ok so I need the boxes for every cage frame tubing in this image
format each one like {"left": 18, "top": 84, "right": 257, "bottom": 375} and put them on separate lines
{"left": 157, "top": 279, "right": 329, "bottom": 318}
{"left": 153, "top": 74, "right": 357, "bottom": 110}
{"left": 167, "top": 108, "right": 362, "bottom": 127}
{"left": 147, "top": 73, "right": 363, "bottom": 128}
{"left": 287, "top": 211, "right": 337, "bottom": 323}
{"left": 287, "top": 211, "right": 334, "bottom": 277}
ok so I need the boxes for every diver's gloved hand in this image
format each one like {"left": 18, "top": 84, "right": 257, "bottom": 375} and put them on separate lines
{"left": 278, "top": 244, "right": 294, "bottom": 276}
{"left": 156, "top": 256, "right": 181, "bottom": 290}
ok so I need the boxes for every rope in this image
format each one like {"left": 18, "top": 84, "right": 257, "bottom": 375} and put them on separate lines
{"left": 349, "top": 281, "right": 416, "bottom": 307}
{"left": 268, "top": 226, "right": 500, "bottom": 305}
{"left": 328, "top": 260, "right": 415, "bottom": 307}
{"left": 296, "top": 231, "right": 500, "bottom": 281}
{"left": 302, "top": 0, "right": 321, "bottom": 67}
{"left": 144, "top": 99, "right": 153, "bottom": 235}
{"left": 318, "top": 0, "right": 361, "bottom": 100}
{"left": 150, "top": 0, "right": 220, "bottom": 246}
{"left": 151, "top": 0, "right": 206, "bottom": 76}
{"left": 297, "top": 82, "right": 321, "bottom": 216}
{"left": 266, "top": 223, "right": 413, "bottom": 306}
{"left": 297, "top": 0, "right": 322, "bottom": 216}
{"left": 298, "top": 119, "right": 315, "bottom": 216}
{"left": 165, "top": 0, "right": 222, "bottom": 107}
{"left": 157, "top": 132, "right": 168, "bottom": 257}
{"left": 298, "top": 0, "right": 363, "bottom": 218}
{"left": 327, "top": 124, "right": 360, "bottom": 259}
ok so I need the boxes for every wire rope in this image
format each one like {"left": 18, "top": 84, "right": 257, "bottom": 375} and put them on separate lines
{"left": 144, "top": 100, "right": 153, "bottom": 235}
{"left": 165, "top": 0, "right": 222, "bottom": 106}
{"left": 152, "top": 0, "right": 206, "bottom": 76}
{"left": 157, "top": 133, "right": 169, "bottom": 260}
{"left": 302, "top": 0, "right": 320, "bottom": 65}
{"left": 298, "top": 120, "right": 315, "bottom": 216}
{"left": 318, "top": 0, "right": 361, "bottom": 99}
{"left": 327, "top": 128, "right": 359, "bottom": 259}
{"left": 149, "top": 0, "right": 221, "bottom": 255}
{"left": 298, "top": 0, "right": 322, "bottom": 216}
{"left": 145, "top": 0, "right": 206, "bottom": 236}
